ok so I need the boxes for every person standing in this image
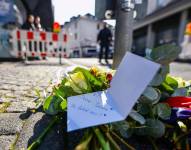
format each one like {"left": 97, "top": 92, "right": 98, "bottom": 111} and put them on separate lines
{"left": 97, "top": 23, "right": 112, "bottom": 64}
{"left": 35, "top": 16, "right": 44, "bottom": 31}
{"left": 22, "top": 14, "right": 35, "bottom": 31}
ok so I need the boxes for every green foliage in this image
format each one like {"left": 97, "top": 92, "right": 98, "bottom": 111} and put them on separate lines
{"left": 150, "top": 65, "right": 169, "bottom": 86}
{"left": 150, "top": 44, "right": 181, "bottom": 65}
{"left": 137, "top": 100, "right": 151, "bottom": 115}
{"left": 165, "top": 75, "right": 178, "bottom": 89}
{"left": 153, "top": 103, "right": 171, "bottom": 120}
{"left": 129, "top": 111, "right": 146, "bottom": 125}
{"left": 43, "top": 95, "right": 65, "bottom": 115}
{"left": 32, "top": 44, "right": 190, "bottom": 149}
{"left": 112, "top": 121, "right": 134, "bottom": 138}
{"left": 145, "top": 119, "right": 165, "bottom": 138}
{"left": 142, "top": 87, "right": 161, "bottom": 104}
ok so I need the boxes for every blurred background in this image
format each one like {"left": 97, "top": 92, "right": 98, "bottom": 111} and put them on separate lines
{"left": 0, "top": 0, "right": 191, "bottom": 60}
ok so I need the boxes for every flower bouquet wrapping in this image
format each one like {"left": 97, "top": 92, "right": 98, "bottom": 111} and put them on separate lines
{"left": 28, "top": 44, "right": 191, "bottom": 150}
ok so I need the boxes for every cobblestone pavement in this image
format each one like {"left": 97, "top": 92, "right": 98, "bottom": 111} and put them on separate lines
{"left": 0, "top": 61, "right": 65, "bottom": 150}
{"left": 0, "top": 58, "right": 190, "bottom": 150}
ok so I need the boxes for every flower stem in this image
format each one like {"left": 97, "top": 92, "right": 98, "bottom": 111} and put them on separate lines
{"left": 27, "top": 115, "right": 59, "bottom": 150}
{"left": 93, "top": 127, "right": 110, "bottom": 150}
{"left": 105, "top": 132, "right": 121, "bottom": 150}
{"left": 99, "top": 126, "right": 121, "bottom": 150}
{"left": 174, "top": 129, "right": 191, "bottom": 145}
{"left": 111, "top": 131, "right": 135, "bottom": 150}
{"left": 148, "top": 137, "right": 158, "bottom": 150}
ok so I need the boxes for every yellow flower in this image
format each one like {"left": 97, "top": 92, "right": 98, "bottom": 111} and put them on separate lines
{"left": 65, "top": 72, "right": 88, "bottom": 94}
{"left": 90, "top": 66, "right": 99, "bottom": 76}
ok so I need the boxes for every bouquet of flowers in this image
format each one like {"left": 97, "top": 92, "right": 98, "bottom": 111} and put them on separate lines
{"left": 28, "top": 44, "right": 191, "bottom": 150}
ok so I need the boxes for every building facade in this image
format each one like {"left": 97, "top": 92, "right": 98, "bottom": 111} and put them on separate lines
{"left": 133, "top": 0, "right": 191, "bottom": 59}
{"left": 62, "top": 14, "right": 114, "bottom": 57}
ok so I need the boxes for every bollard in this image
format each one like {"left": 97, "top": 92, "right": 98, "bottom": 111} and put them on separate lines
{"left": 59, "top": 53, "right": 62, "bottom": 65}
{"left": 24, "top": 51, "right": 28, "bottom": 64}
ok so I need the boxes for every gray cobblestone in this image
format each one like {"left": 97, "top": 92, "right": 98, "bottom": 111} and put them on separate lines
{"left": 6, "top": 101, "right": 36, "bottom": 113}
{"left": 14, "top": 112, "right": 49, "bottom": 150}
{"left": 0, "top": 113, "right": 23, "bottom": 135}
{"left": 0, "top": 135, "right": 16, "bottom": 150}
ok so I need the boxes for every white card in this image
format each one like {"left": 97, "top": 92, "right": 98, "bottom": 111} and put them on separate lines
{"left": 67, "top": 52, "right": 160, "bottom": 132}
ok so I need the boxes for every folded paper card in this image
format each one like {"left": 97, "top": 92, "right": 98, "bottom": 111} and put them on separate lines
{"left": 67, "top": 52, "right": 160, "bottom": 132}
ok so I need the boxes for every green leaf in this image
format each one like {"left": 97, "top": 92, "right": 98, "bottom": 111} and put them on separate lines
{"left": 53, "top": 87, "right": 66, "bottom": 99}
{"left": 145, "top": 119, "right": 165, "bottom": 138}
{"left": 60, "top": 99, "right": 67, "bottom": 111}
{"left": 142, "top": 87, "right": 161, "bottom": 104}
{"left": 172, "top": 88, "right": 189, "bottom": 96}
{"left": 137, "top": 101, "right": 151, "bottom": 115}
{"left": 129, "top": 111, "right": 146, "bottom": 125}
{"left": 165, "top": 75, "right": 178, "bottom": 89}
{"left": 112, "top": 121, "right": 133, "bottom": 138}
{"left": 150, "top": 65, "right": 169, "bottom": 86}
{"left": 134, "top": 126, "right": 147, "bottom": 136}
{"left": 150, "top": 44, "right": 181, "bottom": 65}
{"left": 61, "top": 86, "right": 79, "bottom": 98}
{"left": 159, "top": 82, "right": 174, "bottom": 94}
{"left": 34, "top": 88, "right": 41, "bottom": 98}
{"left": 145, "top": 48, "right": 153, "bottom": 60}
{"left": 43, "top": 95, "right": 54, "bottom": 113}
{"left": 43, "top": 95, "right": 63, "bottom": 115}
{"left": 153, "top": 103, "right": 171, "bottom": 120}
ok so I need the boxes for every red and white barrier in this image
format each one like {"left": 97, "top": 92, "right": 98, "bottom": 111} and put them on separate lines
{"left": 11, "top": 29, "right": 68, "bottom": 59}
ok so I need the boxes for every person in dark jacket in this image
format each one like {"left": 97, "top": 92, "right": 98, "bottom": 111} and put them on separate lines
{"left": 35, "top": 16, "right": 44, "bottom": 31}
{"left": 97, "top": 23, "right": 112, "bottom": 64}
{"left": 22, "top": 14, "right": 35, "bottom": 31}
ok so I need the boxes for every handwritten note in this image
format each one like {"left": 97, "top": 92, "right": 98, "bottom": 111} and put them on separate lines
{"left": 67, "top": 52, "right": 160, "bottom": 132}
{"left": 67, "top": 91, "right": 124, "bottom": 132}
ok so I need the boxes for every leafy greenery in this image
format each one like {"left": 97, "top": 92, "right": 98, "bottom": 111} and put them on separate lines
{"left": 150, "top": 44, "right": 181, "bottom": 65}
{"left": 28, "top": 44, "right": 191, "bottom": 149}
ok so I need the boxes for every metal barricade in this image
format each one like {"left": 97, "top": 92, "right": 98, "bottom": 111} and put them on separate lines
{"left": 11, "top": 29, "right": 68, "bottom": 59}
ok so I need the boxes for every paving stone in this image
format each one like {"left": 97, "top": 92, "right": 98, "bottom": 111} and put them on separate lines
{"left": 6, "top": 101, "right": 36, "bottom": 113}
{"left": 14, "top": 112, "right": 66, "bottom": 150}
{"left": 0, "top": 90, "right": 9, "bottom": 95}
{"left": 0, "top": 135, "right": 17, "bottom": 150}
{"left": 0, "top": 113, "right": 23, "bottom": 135}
